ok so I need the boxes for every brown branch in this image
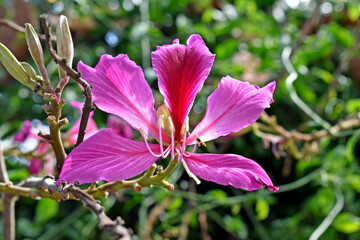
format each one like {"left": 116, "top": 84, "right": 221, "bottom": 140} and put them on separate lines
{"left": 198, "top": 212, "right": 211, "bottom": 240}
{"left": 2, "top": 176, "right": 132, "bottom": 239}
{"left": 0, "top": 18, "right": 56, "bottom": 41}
{"left": 62, "top": 184, "right": 132, "bottom": 240}
{"left": 39, "top": 14, "right": 94, "bottom": 147}
{"left": 0, "top": 141, "right": 16, "bottom": 240}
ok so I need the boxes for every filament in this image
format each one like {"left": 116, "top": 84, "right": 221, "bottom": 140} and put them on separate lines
{"left": 139, "top": 128, "right": 162, "bottom": 157}
{"left": 157, "top": 115, "right": 165, "bottom": 158}
{"left": 182, "top": 160, "right": 201, "bottom": 185}
{"left": 178, "top": 120, "right": 188, "bottom": 162}
{"left": 168, "top": 116, "right": 175, "bottom": 160}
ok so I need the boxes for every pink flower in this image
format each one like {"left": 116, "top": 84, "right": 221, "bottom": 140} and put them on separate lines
{"left": 107, "top": 115, "right": 133, "bottom": 139}
{"left": 58, "top": 35, "right": 278, "bottom": 192}
{"left": 14, "top": 120, "right": 38, "bottom": 142}
{"left": 67, "top": 101, "right": 98, "bottom": 146}
{"left": 29, "top": 158, "right": 42, "bottom": 175}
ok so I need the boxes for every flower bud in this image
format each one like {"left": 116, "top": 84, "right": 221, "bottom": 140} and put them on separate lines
{"left": 0, "top": 42, "right": 42, "bottom": 93}
{"left": 25, "top": 23, "right": 45, "bottom": 72}
{"left": 56, "top": 15, "right": 74, "bottom": 79}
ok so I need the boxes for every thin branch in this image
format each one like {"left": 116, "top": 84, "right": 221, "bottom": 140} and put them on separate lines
{"left": 309, "top": 188, "right": 344, "bottom": 240}
{"left": 39, "top": 14, "right": 94, "bottom": 147}
{"left": 62, "top": 184, "right": 131, "bottom": 240}
{"left": 0, "top": 18, "right": 56, "bottom": 41}
{"left": 0, "top": 141, "right": 16, "bottom": 240}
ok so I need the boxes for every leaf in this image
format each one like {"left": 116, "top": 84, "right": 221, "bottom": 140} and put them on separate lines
{"left": 329, "top": 22, "right": 355, "bottom": 47}
{"left": 333, "top": 212, "right": 360, "bottom": 234}
{"left": 35, "top": 199, "right": 59, "bottom": 224}
{"left": 256, "top": 198, "right": 270, "bottom": 220}
{"left": 206, "top": 189, "right": 228, "bottom": 200}
{"left": 168, "top": 197, "right": 183, "bottom": 211}
{"left": 8, "top": 169, "right": 30, "bottom": 181}
{"left": 346, "top": 98, "right": 360, "bottom": 114}
{"left": 224, "top": 215, "right": 248, "bottom": 239}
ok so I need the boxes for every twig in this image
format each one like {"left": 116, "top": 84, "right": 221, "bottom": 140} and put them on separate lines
{"left": 144, "top": 196, "right": 173, "bottom": 240}
{"left": 309, "top": 188, "right": 344, "bottom": 240}
{"left": 198, "top": 212, "right": 211, "bottom": 240}
{"left": 62, "top": 184, "right": 132, "bottom": 240}
{"left": 0, "top": 18, "right": 56, "bottom": 41}
{"left": 0, "top": 141, "right": 16, "bottom": 240}
{"left": 39, "top": 14, "right": 94, "bottom": 147}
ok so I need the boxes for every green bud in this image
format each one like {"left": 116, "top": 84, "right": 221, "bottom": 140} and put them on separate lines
{"left": 25, "top": 23, "right": 45, "bottom": 71}
{"left": 21, "top": 62, "right": 43, "bottom": 84}
{"left": 0, "top": 42, "right": 42, "bottom": 94}
{"left": 56, "top": 15, "right": 74, "bottom": 79}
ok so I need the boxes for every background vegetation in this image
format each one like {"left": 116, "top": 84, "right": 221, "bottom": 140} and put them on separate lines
{"left": 0, "top": 0, "right": 360, "bottom": 239}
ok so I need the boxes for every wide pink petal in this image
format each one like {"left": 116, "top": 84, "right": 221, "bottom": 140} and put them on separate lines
{"left": 152, "top": 34, "right": 215, "bottom": 140}
{"left": 78, "top": 54, "right": 159, "bottom": 139}
{"left": 57, "top": 129, "right": 160, "bottom": 184}
{"left": 187, "top": 77, "right": 275, "bottom": 144}
{"left": 183, "top": 153, "right": 278, "bottom": 191}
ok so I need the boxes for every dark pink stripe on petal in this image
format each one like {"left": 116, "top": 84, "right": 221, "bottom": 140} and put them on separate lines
{"left": 184, "top": 153, "right": 278, "bottom": 192}
{"left": 152, "top": 35, "right": 215, "bottom": 140}
{"left": 187, "top": 77, "right": 275, "bottom": 145}
{"left": 57, "top": 129, "right": 160, "bottom": 184}
{"left": 77, "top": 54, "right": 159, "bottom": 139}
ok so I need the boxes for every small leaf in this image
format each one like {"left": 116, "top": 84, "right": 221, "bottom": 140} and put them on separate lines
{"left": 168, "top": 197, "right": 183, "bottom": 211}
{"left": 35, "top": 199, "right": 59, "bottom": 224}
{"left": 8, "top": 169, "right": 30, "bottom": 181}
{"left": 346, "top": 98, "right": 360, "bottom": 114}
{"left": 206, "top": 189, "right": 228, "bottom": 200}
{"left": 333, "top": 212, "right": 360, "bottom": 234}
{"left": 256, "top": 198, "right": 270, "bottom": 220}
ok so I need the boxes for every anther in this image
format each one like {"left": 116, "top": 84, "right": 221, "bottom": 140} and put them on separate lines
{"left": 196, "top": 134, "right": 207, "bottom": 147}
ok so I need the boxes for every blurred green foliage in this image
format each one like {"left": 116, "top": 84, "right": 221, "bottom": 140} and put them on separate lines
{"left": 1, "top": 0, "right": 360, "bottom": 239}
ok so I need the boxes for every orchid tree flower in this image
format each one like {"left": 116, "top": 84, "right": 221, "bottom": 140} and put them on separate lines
{"left": 107, "top": 115, "right": 133, "bottom": 139}
{"left": 14, "top": 120, "right": 53, "bottom": 175}
{"left": 66, "top": 101, "right": 98, "bottom": 146}
{"left": 58, "top": 35, "right": 278, "bottom": 192}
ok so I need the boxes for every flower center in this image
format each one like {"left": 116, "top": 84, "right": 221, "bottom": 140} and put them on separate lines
{"left": 139, "top": 103, "right": 200, "bottom": 185}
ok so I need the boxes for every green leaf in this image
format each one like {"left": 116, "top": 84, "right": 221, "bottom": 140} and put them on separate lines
{"left": 329, "top": 22, "right": 355, "bottom": 47}
{"left": 206, "top": 189, "right": 228, "bottom": 200}
{"left": 35, "top": 199, "right": 59, "bottom": 224}
{"left": 214, "top": 39, "right": 238, "bottom": 59}
{"left": 168, "top": 197, "right": 183, "bottom": 211}
{"left": 333, "top": 212, "right": 360, "bottom": 234}
{"left": 256, "top": 198, "right": 270, "bottom": 220}
{"left": 346, "top": 98, "right": 360, "bottom": 114}
{"left": 224, "top": 215, "right": 248, "bottom": 239}
{"left": 8, "top": 169, "right": 30, "bottom": 181}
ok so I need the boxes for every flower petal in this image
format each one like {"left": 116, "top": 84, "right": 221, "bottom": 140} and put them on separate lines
{"left": 187, "top": 77, "right": 275, "bottom": 144}
{"left": 57, "top": 129, "right": 160, "bottom": 184}
{"left": 152, "top": 34, "right": 215, "bottom": 140}
{"left": 183, "top": 153, "right": 278, "bottom": 191}
{"left": 78, "top": 54, "right": 159, "bottom": 138}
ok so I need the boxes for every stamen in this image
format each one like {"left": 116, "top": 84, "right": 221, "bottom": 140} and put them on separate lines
{"left": 168, "top": 116, "right": 175, "bottom": 160}
{"left": 183, "top": 144, "right": 197, "bottom": 157}
{"left": 182, "top": 161, "right": 201, "bottom": 185}
{"left": 196, "top": 133, "right": 207, "bottom": 147}
{"left": 139, "top": 128, "right": 162, "bottom": 157}
{"left": 178, "top": 119, "right": 188, "bottom": 162}
{"left": 157, "top": 115, "right": 165, "bottom": 158}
